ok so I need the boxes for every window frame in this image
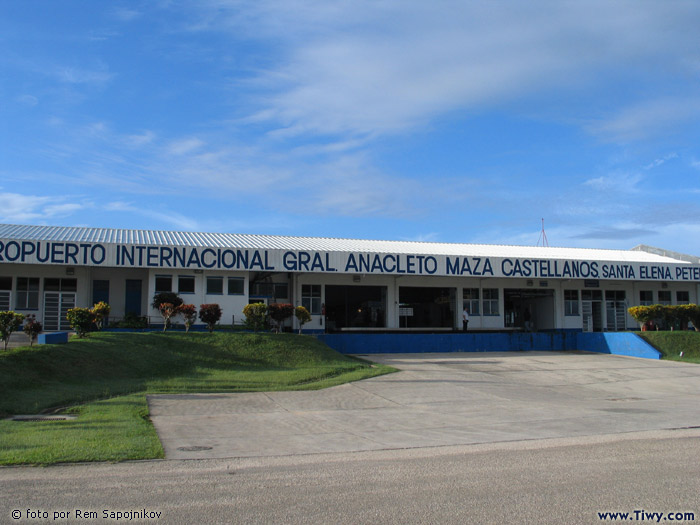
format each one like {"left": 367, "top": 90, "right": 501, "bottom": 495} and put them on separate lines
{"left": 463, "top": 288, "right": 480, "bottom": 316}
{"left": 676, "top": 291, "right": 690, "bottom": 304}
{"left": 178, "top": 275, "right": 195, "bottom": 294}
{"left": 227, "top": 277, "right": 245, "bottom": 295}
{"left": 206, "top": 276, "right": 224, "bottom": 295}
{"left": 564, "top": 290, "right": 580, "bottom": 316}
{"left": 639, "top": 290, "right": 653, "bottom": 306}
{"left": 301, "top": 284, "right": 322, "bottom": 315}
{"left": 15, "top": 277, "right": 40, "bottom": 310}
{"left": 482, "top": 288, "right": 499, "bottom": 316}
{"left": 155, "top": 275, "right": 172, "bottom": 293}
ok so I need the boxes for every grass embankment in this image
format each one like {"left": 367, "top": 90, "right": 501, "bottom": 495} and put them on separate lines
{"left": 0, "top": 332, "right": 395, "bottom": 465}
{"left": 638, "top": 331, "right": 700, "bottom": 364}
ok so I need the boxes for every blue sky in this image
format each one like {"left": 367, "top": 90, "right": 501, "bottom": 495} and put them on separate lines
{"left": 2, "top": 1, "right": 700, "bottom": 255}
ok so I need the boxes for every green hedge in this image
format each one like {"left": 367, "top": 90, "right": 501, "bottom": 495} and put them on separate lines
{"left": 628, "top": 304, "right": 700, "bottom": 331}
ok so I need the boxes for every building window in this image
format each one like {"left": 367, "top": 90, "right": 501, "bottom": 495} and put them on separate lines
{"left": 44, "top": 278, "right": 77, "bottom": 292}
{"left": 206, "top": 276, "right": 223, "bottom": 295}
{"left": 228, "top": 277, "right": 244, "bottom": 295}
{"left": 250, "top": 282, "right": 289, "bottom": 299}
{"left": 0, "top": 276, "right": 11, "bottom": 311}
{"left": 155, "top": 275, "right": 172, "bottom": 293}
{"left": 178, "top": 276, "right": 195, "bottom": 294}
{"left": 302, "top": 284, "right": 322, "bottom": 315}
{"left": 639, "top": 291, "right": 653, "bottom": 306}
{"left": 16, "top": 277, "right": 40, "bottom": 310}
{"left": 658, "top": 290, "right": 671, "bottom": 305}
{"left": 482, "top": 288, "right": 499, "bottom": 316}
{"left": 274, "top": 283, "right": 289, "bottom": 299}
{"left": 564, "top": 290, "right": 579, "bottom": 316}
{"left": 677, "top": 291, "right": 690, "bottom": 304}
{"left": 0, "top": 277, "right": 12, "bottom": 291}
{"left": 463, "top": 288, "right": 480, "bottom": 316}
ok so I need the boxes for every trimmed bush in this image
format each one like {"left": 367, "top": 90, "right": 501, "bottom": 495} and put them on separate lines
{"left": 66, "top": 307, "right": 95, "bottom": 338}
{"left": 91, "top": 301, "right": 111, "bottom": 330}
{"left": 159, "top": 303, "right": 177, "bottom": 332}
{"left": 0, "top": 311, "right": 25, "bottom": 350}
{"left": 268, "top": 303, "right": 294, "bottom": 333}
{"left": 23, "top": 314, "right": 42, "bottom": 346}
{"left": 199, "top": 304, "right": 222, "bottom": 333}
{"left": 243, "top": 302, "right": 268, "bottom": 332}
{"left": 294, "top": 306, "right": 311, "bottom": 334}
{"left": 177, "top": 304, "right": 198, "bottom": 333}
{"left": 151, "top": 292, "right": 183, "bottom": 310}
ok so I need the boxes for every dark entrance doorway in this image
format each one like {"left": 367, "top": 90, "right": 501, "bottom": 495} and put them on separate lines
{"left": 325, "top": 285, "right": 387, "bottom": 331}
{"left": 503, "top": 289, "right": 555, "bottom": 331}
{"left": 125, "top": 279, "right": 142, "bottom": 316}
{"left": 398, "top": 287, "right": 455, "bottom": 329}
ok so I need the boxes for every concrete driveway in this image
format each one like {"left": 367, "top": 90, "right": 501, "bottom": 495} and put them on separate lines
{"left": 148, "top": 352, "right": 700, "bottom": 460}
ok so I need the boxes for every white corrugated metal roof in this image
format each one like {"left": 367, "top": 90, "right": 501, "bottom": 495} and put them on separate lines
{"left": 0, "top": 223, "right": 688, "bottom": 264}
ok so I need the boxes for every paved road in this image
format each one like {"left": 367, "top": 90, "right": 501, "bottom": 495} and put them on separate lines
{"left": 2, "top": 430, "right": 699, "bottom": 524}
{"left": 3, "top": 352, "right": 700, "bottom": 524}
{"left": 148, "top": 352, "right": 700, "bottom": 459}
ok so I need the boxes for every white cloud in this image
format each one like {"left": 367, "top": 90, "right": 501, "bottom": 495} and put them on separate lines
{"left": 104, "top": 201, "right": 201, "bottom": 231}
{"left": 587, "top": 99, "right": 700, "bottom": 142}
{"left": 16, "top": 94, "right": 38, "bottom": 107}
{"left": 194, "top": 1, "right": 700, "bottom": 140}
{"left": 583, "top": 172, "right": 643, "bottom": 192}
{"left": 643, "top": 153, "right": 678, "bottom": 170}
{"left": 166, "top": 138, "right": 205, "bottom": 156}
{"left": 0, "top": 192, "right": 87, "bottom": 223}
{"left": 55, "top": 66, "right": 114, "bottom": 86}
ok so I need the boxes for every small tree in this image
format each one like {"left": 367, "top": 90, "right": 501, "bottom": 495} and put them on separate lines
{"left": 628, "top": 305, "right": 655, "bottom": 329}
{"left": 23, "top": 314, "right": 43, "bottom": 346}
{"left": 177, "top": 304, "right": 198, "bottom": 333}
{"left": 199, "top": 304, "right": 222, "bottom": 333}
{"left": 243, "top": 302, "right": 268, "bottom": 332}
{"left": 66, "top": 307, "right": 95, "bottom": 338}
{"left": 152, "top": 292, "right": 183, "bottom": 310}
{"left": 294, "top": 306, "right": 311, "bottom": 335}
{"left": 159, "top": 302, "right": 177, "bottom": 332}
{"left": 91, "top": 301, "right": 111, "bottom": 330}
{"left": 0, "top": 311, "right": 25, "bottom": 350}
{"left": 268, "top": 303, "right": 294, "bottom": 333}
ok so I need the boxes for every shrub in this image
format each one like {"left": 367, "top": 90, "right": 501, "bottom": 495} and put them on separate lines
{"left": 113, "top": 312, "right": 148, "bottom": 329}
{"left": 151, "top": 292, "right": 183, "bottom": 310}
{"left": 676, "top": 304, "right": 697, "bottom": 331}
{"left": 159, "top": 302, "right": 177, "bottom": 332}
{"left": 177, "top": 304, "right": 198, "bottom": 333}
{"left": 66, "top": 307, "right": 95, "bottom": 338}
{"left": 684, "top": 304, "right": 700, "bottom": 332}
{"left": 91, "top": 301, "right": 111, "bottom": 330}
{"left": 23, "top": 314, "right": 42, "bottom": 346}
{"left": 199, "top": 304, "right": 222, "bottom": 333}
{"left": 294, "top": 306, "right": 311, "bottom": 335}
{"left": 628, "top": 305, "right": 654, "bottom": 326}
{"left": 243, "top": 302, "right": 268, "bottom": 332}
{"left": 0, "top": 311, "right": 25, "bottom": 350}
{"left": 268, "top": 303, "right": 294, "bottom": 333}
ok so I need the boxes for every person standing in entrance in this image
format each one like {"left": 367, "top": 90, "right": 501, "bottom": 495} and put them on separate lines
{"left": 462, "top": 307, "right": 470, "bottom": 331}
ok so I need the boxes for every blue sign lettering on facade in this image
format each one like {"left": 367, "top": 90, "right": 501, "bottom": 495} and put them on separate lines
{"left": 2, "top": 240, "right": 700, "bottom": 282}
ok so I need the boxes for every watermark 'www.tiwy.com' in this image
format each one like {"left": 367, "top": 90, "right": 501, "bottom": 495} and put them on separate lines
{"left": 598, "top": 510, "right": 695, "bottom": 522}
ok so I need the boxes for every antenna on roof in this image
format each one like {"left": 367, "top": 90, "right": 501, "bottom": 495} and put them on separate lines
{"left": 537, "top": 218, "right": 549, "bottom": 247}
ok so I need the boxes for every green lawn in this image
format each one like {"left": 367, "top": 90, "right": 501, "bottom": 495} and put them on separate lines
{"left": 0, "top": 332, "right": 395, "bottom": 465}
{"left": 638, "top": 330, "right": 700, "bottom": 364}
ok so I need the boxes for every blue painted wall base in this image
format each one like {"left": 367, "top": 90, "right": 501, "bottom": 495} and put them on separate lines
{"left": 317, "top": 332, "right": 660, "bottom": 360}
{"left": 37, "top": 332, "right": 69, "bottom": 344}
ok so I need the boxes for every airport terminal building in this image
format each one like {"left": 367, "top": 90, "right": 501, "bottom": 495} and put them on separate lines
{"left": 1, "top": 223, "right": 699, "bottom": 333}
